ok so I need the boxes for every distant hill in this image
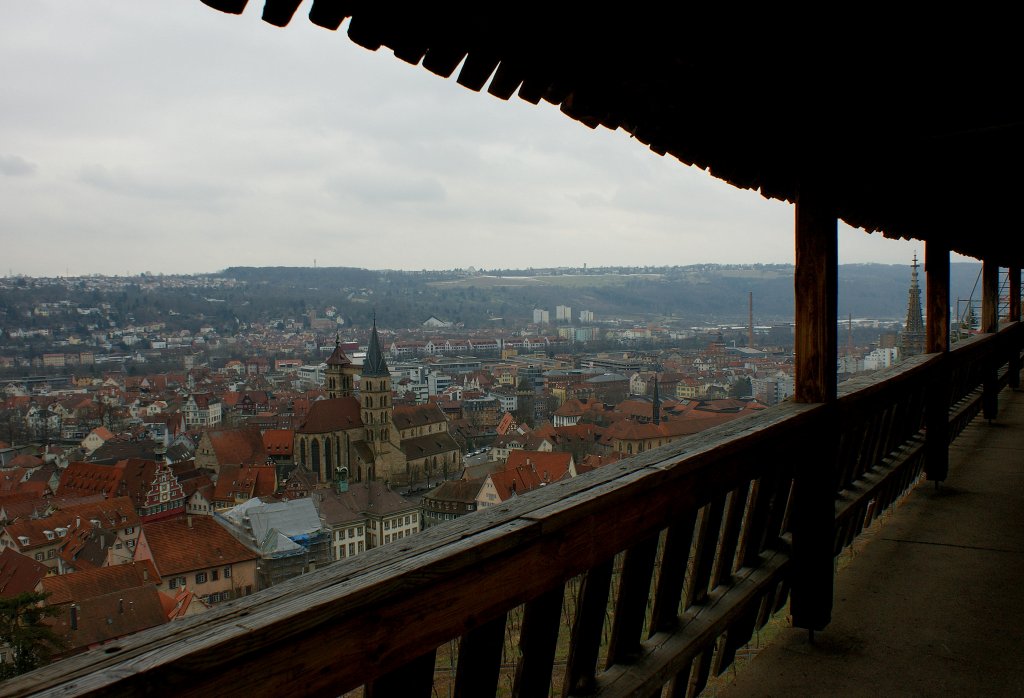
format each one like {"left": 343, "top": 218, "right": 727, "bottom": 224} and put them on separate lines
{"left": 218, "top": 263, "right": 984, "bottom": 327}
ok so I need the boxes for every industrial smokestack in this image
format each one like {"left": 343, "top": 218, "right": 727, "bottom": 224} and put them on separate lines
{"left": 748, "top": 291, "right": 754, "bottom": 348}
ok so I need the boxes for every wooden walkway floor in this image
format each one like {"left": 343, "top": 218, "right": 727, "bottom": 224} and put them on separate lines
{"left": 719, "top": 388, "right": 1024, "bottom": 697}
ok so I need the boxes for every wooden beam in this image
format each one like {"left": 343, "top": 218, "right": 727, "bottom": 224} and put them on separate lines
{"left": 925, "top": 242, "right": 950, "bottom": 480}
{"left": 794, "top": 196, "right": 837, "bottom": 402}
{"left": 982, "top": 260, "right": 999, "bottom": 419}
{"left": 790, "top": 194, "right": 837, "bottom": 631}
{"left": 1010, "top": 267, "right": 1021, "bottom": 389}
{"left": 926, "top": 242, "right": 950, "bottom": 354}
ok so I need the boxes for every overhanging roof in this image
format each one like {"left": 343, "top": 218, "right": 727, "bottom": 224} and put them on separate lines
{"left": 200, "top": 3, "right": 1024, "bottom": 266}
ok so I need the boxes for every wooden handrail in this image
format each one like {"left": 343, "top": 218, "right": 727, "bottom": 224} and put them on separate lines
{"left": 8, "top": 323, "right": 1023, "bottom": 698}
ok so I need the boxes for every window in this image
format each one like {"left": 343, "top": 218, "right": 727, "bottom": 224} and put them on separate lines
{"left": 35, "top": 552, "right": 43, "bottom": 561}
{"left": 212, "top": 569, "right": 219, "bottom": 581}
{"left": 125, "top": 527, "right": 134, "bottom": 534}
{"left": 196, "top": 572, "right": 207, "bottom": 584}
{"left": 224, "top": 566, "right": 231, "bottom": 579}
{"left": 209, "top": 593, "right": 220, "bottom": 603}
{"left": 169, "top": 577, "right": 178, "bottom": 589}
{"left": 358, "top": 542, "right": 364, "bottom": 553}
{"left": 47, "top": 549, "right": 54, "bottom": 559}
{"left": 127, "top": 539, "right": 135, "bottom": 548}
{"left": 348, "top": 543, "right": 355, "bottom": 556}
{"left": 357, "top": 526, "right": 363, "bottom": 536}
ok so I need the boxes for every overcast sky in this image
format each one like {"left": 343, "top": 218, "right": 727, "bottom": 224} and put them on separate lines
{"left": 1, "top": 4, "right": 941, "bottom": 277}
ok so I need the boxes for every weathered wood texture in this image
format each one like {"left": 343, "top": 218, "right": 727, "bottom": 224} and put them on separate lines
{"left": 9, "top": 325, "right": 1024, "bottom": 698}
{"left": 925, "top": 242, "right": 951, "bottom": 480}
{"left": 794, "top": 195, "right": 838, "bottom": 403}
{"left": 983, "top": 262, "right": 1001, "bottom": 419}
{"left": 1010, "top": 267, "right": 1021, "bottom": 389}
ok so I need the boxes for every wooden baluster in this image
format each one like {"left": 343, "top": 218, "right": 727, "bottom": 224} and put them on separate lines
{"left": 606, "top": 533, "right": 660, "bottom": 667}
{"left": 684, "top": 496, "right": 726, "bottom": 609}
{"left": 712, "top": 482, "right": 751, "bottom": 588}
{"left": 561, "top": 560, "right": 613, "bottom": 696}
{"left": 454, "top": 613, "right": 507, "bottom": 698}
{"left": 982, "top": 260, "right": 1000, "bottom": 420}
{"left": 512, "top": 585, "right": 564, "bottom": 698}
{"left": 791, "top": 191, "right": 837, "bottom": 633}
{"left": 687, "top": 646, "right": 716, "bottom": 698}
{"left": 366, "top": 648, "right": 437, "bottom": 698}
{"left": 650, "top": 510, "right": 698, "bottom": 634}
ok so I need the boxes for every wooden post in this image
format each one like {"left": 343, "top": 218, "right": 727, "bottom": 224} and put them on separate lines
{"left": 982, "top": 260, "right": 999, "bottom": 419}
{"left": 925, "top": 242, "right": 950, "bottom": 481}
{"left": 790, "top": 193, "right": 836, "bottom": 632}
{"left": 1010, "top": 267, "right": 1021, "bottom": 389}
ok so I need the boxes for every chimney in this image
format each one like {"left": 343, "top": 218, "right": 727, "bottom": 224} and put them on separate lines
{"left": 187, "top": 515, "right": 193, "bottom": 529}
{"left": 142, "top": 567, "right": 149, "bottom": 581}
{"left": 70, "top": 604, "right": 78, "bottom": 630}
{"left": 119, "top": 598, "right": 124, "bottom": 614}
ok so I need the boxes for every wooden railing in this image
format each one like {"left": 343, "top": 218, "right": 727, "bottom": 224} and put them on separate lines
{"left": 9, "top": 323, "right": 1024, "bottom": 698}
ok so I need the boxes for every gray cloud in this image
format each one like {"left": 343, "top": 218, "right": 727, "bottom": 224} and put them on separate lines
{"left": 0, "top": 154, "right": 37, "bottom": 177}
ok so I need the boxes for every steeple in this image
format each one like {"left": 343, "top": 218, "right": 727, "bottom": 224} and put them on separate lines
{"left": 325, "top": 333, "right": 355, "bottom": 398}
{"left": 362, "top": 316, "right": 390, "bottom": 378}
{"left": 899, "top": 253, "right": 926, "bottom": 358}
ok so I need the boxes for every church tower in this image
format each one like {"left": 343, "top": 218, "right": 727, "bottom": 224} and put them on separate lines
{"left": 360, "top": 319, "right": 399, "bottom": 458}
{"left": 325, "top": 334, "right": 356, "bottom": 399}
{"left": 899, "top": 254, "right": 926, "bottom": 358}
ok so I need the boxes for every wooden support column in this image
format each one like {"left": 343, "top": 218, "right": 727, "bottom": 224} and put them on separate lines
{"left": 925, "top": 241, "right": 950, "bottom": 481}
{"left": 1010, "top": 267, "right": 1021, "bottom": 389}
{"left": 982, "top": 260, "right": 1000, "bottom": 419}
{"left": 790, "top": 193, "right": 837, "bottom": 632}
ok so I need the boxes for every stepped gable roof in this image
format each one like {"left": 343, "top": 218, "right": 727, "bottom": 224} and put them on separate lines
{"left": 141, "top": 516, "right": 257, "bottom": 576}
{"left": 392, "top": 403, "right": 446, "bottom": 430}
{"left": 297, "top": 397, "right": 362, "bottom": 434}
{"left": 504, "top": 450, "right": 573, "bottom": 482}
{"left": 400, "top": 432, "right": 460, "bottom": 461}
{"left": 40, "top": 561, "right": 156, "bottom": 606}
{"left": 0, "top": 548, "right": 48, "bottom": 598}
{"left": 325, "top": 336, "right": 353, "bottom": 367}
{"left": 361, "top": 320, "right": 390, "bottom": 378}
{"left": 205, "top": 427, "right": 266, "bottom": 466}
{"left": 49, "top": 585, "right": 169, "bottom": 655}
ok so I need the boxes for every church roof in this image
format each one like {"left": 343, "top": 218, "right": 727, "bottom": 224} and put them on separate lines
{"left": 297, "top": 398, "right": 363, "bottom": 434}
{"left": 362, "top": 321, "right": 390, "bottom": 378}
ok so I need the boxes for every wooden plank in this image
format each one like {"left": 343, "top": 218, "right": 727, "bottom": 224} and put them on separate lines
{"left": 1010, "top": 267, "right": 1021, "bottom": 389}
{"left": 650, "top": 510, "right": 698, "bottom": 634}
{"left": 561, "top": 559, "right": 614, "bottom": 696}
{"left": 454, "top": 612, "right": 507, "bottom": 698}
{"left": 261, "top": 0, "right": 303, "bottom": 27}
{"left": 366, "top": 647, "right": 437, "bottom": 698}
{"left": 309, "top": 0, "right": 348, "bottom": 31}
{"left": 794, "top": 192, "right": 837, "bottom": 403}
{"left": 606, "top": 533, "right": 660, "bottom": 667}
{"left": 512, "top": 585, "right": 564, "bottom": 698}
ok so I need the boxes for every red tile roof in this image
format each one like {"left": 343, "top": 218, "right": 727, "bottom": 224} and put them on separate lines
{"left": 0, "top": 547, "right": 49, "bottom": 598}
{"left": 48, "top": 585, "right": 169, "bottom": 656}
{"left": 205, "top": 427, "right": 266, "bottom": 466}
{"left": 297, "top": 397, "right": 362, "bottom": 434}
{"left": 504, "top": 451, "right": 574, "bottom": 483}
{"left": 262, "top": 429, "right": 294, "bottom": 456}
{"left": 138, "top": 516, "right": 257, "bottom": 577}
{"left": 40, "top": 561, "right": 157, "bottom": 606}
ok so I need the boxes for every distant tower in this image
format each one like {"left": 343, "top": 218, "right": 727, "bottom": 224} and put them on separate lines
{"left": 325, "top": 334, "right": 355, "bottom": 398}
{"left": 899, "top": 254, "right": 926, "bottom": 358}
{"left": 360, "top": 318, "right": 395, "bottom": 454}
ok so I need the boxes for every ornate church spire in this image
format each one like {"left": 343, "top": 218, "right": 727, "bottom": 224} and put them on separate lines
{"left": 362, "top": 315, "right": 390, "bottom": 377}
{"left": 899, "top": 253, "right": 926, "bottom": 358}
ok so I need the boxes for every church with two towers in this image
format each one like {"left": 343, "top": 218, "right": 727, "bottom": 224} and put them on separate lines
{"left": 292, "top": 321, "right": 461, "bottom": 487}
